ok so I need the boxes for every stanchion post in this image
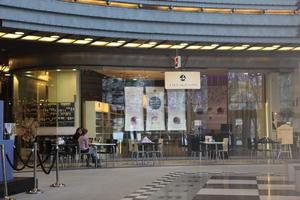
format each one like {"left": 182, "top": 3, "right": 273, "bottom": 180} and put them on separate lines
{"left": 1, "top": 144, "right": 15, "bottom": 200}
{"left": 27, "top": 143, "right": 43, "bottom": 194}
{"left": 50, "top": 142, "right": 65, "bottom": 187}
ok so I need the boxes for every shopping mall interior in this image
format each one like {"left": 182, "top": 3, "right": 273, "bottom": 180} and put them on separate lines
{"left": 0, "top": 0, "right": 300, "bottom": 199}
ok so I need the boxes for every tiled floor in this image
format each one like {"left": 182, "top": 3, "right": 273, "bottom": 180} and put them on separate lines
{"left": 10, "top": 164, "right": 297, "bottom": 200}
{"left": 122, "top": 172, "right": 300, "bottom": 200}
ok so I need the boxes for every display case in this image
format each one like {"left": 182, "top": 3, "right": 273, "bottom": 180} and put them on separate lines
{"left": 83, "top": 101, "right": 124, "bottom": 138}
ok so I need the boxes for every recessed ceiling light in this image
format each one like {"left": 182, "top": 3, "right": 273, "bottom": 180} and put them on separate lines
{"left": 38, "top": 37, "right": 58, "bottom": 42}
{"left": 138, "top": 44, "right": 155, "bottom": 48}
{"left": 72, "top": 69, "right": 77, "bottom": 71}
{"left": 56, "top": 69, "right": 61, "bottom": 71}
{"left": 170, "top": 45, "right": 185, "bottom": 49}
{"left": 247, "top": 46, "right": 264, "bottom": 50}
{"left": 21, "top": 35, "right": 41, "bottom": 40}
{"left": 90, "top": 41, "right": 109, "bottom": 46}
{"left": 186, "top": 45, "right": 203, "bottom": 50}
{"left": 106, "top": 42, "right": 123, "bottom": 47}
{"left": 201, "top": 45, "right": 218, "bottom": 50}
{"left": 262, "top": 46, "right": 279, "bottom": 51}
{"left": 278, "top": 47, "right": 294, "bottom": 51}
{"left": 73, "top": 40, "right": 91, "bottom": 44}
{"left": 231, "top": 46, "right": 248, "bottom": 50}
{"left": 57, "top": 39, "right": 75, "bottom": 43}
{"left": 216, "top": 46, "right": 233, "bottom": 50}
{"left": 123, "top": 43, "right": 141, "bottom": 47}
{"left": 2, "top": 33, "right": 23, "bottom": 39}
{"left": 155, "top": 44, "right": 172, "bottom": 49}
{"left": 15, "top": 32, "right": 24, "bottom": 35}
{"left": 292, "top": 47, "right": 300, "bottom": 51}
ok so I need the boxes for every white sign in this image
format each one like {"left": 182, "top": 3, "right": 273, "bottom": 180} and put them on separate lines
{"left": 194, "top": 120, "right": 202, "bottom": 126}
{"left": 235, "top": 118, "right": 243, "bottom": 126}
{"left": 165, "top": 72, "right": 201, "bottom": 89}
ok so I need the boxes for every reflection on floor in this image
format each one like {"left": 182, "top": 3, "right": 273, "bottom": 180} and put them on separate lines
{"left": 121, "top": 172, "right": 300, "bottom": 200}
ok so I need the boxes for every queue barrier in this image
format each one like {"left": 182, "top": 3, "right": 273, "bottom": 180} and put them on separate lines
{"left": 1, "top": 144, "right": 15, "bottom": 200}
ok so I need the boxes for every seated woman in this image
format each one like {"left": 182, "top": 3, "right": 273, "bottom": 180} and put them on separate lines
{"left": 78, "top": 128, "right": 97, "bottom": 166}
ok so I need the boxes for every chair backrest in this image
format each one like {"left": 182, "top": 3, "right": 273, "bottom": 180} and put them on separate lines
{"left": 133, "top": 139, "right": 139, "bottom": 152}
{"left": 190, "top": 136, "right": 200, "bottom": 152}
{"left": 157, "top": 138, "right": 164, "bottom": 151}
{"left": 223, "top": 138, "right": 229, "bottom": 151}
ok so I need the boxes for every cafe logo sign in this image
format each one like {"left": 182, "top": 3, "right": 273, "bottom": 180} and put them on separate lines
{"left": 165, "top": 72, "right": 201, "bottom": 89}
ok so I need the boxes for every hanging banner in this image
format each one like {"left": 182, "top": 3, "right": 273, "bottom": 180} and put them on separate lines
{"left": 125, "top": 87, "right": 144, "bottom": 131}
{"left": 167, "top": 90, "right": 186, "bottom": 130}
{"left": 146, "top": 87, "right": 165, "bottom": 131}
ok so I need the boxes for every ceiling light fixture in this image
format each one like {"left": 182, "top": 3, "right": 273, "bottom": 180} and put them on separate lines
{"left": 138, "top": 44, "right": 155, "bottom": 48}
{"left": 106, "top": 42, "right": 123, "bottom": 47}
{"left": 73, "top": 40, "right": 91, "bottom": 44}
{"left": 38, "top": 37, "right": 58, "bottom": 42}
{"left": 57, "top": 39, "right": 75, "bottom": 43}
{"left": 15, "top": 32, "right": 24, "bottom": 35}
{"left": 21, "top": 35, "right": 41, "bottom": 40}
{"left": 123, "top": 43, "right": 141, "bottom": 47}
{"left": 2, "top": 33, "right": 23, "bottom": 39}
{"left": 90, "top": 41, "right": 109, "bottom": 46}
{"left": 155, "top": 44, "right": 172, "bottom": 49}
{"left": 185, "top": 45, "right": 203, "bottom": 50}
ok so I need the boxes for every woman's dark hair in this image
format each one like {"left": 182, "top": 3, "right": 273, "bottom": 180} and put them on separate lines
{"left": 82, "top": 128, "right": 88, "bottom": 135}
{"left": 75, "top": 127, "right": 82, "bottom": 134}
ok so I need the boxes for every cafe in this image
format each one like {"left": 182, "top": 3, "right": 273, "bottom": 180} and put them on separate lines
{"left": 9, "top": 66, "right": 300, "bottom": 166}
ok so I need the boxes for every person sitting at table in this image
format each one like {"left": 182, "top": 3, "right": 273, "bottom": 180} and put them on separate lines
{"left": 73, "top": 127, "right": 83, "bottom": 143}
{"left": 78, "top": 128, "right": 97, "bottom": 166}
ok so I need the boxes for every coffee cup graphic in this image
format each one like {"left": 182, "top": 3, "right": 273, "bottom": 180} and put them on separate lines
{"left": 130, "top": 116, "right": 137, "bottom": 125}
{"left": 173, "top": 117, "right": 180, "bottom": 124}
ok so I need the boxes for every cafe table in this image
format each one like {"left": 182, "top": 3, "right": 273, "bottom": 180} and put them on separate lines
{"left": 200, "top": 141, "right": 224, "bottom": 160}
{"left": 90, "top": 143, "right": 117, "bottom": 168}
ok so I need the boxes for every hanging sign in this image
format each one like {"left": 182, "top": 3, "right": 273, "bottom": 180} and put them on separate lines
{"left": 125, "top": 87, "right": 144, "bottom": 131}
{"left": 167, "top": 90, "right": 186, "bottom": 130}
{"left": 146, "top": 87, "right": 165, "bottom": 131}
{"left": 165, "top": 72, "right": 201, "bottom": 89}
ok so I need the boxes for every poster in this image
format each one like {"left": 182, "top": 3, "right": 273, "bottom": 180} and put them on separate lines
{"left": 167, "top": 90, "right": 186, "bottom": 130}
{"left": 146, "top": 87, "right": 165, "bottom": 131}
{"left": 125, "top": 87, "right": 144, "bottom": 131}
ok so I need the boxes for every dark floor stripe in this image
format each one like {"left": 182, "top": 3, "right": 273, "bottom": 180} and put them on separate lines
{"left": 192, "top": 195, "right": 260, "bottom": 200}
{"left": 257, "top": 180, "right": 290, "bottom": 184}
{"left": 259, "top": 190, "right": 300, "bottom": 196}
{"left": 204, "top": 184, "right": 258, "bottom": 189}
{"left": 210, "top": 176, "right": 257, "bottom": 180}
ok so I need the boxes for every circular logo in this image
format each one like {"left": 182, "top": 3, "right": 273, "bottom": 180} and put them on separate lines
{"left": 180, "top": 74, "right": 186, "bottom": 81}
{"left": 149, "top": 96, "right": 162, "bottom": 110}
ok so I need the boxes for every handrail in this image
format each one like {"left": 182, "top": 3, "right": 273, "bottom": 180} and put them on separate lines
{"left": 63, "top": 0, "right": 299, "bottom": 15}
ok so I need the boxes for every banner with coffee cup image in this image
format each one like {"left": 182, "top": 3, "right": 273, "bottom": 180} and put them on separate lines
{"left": 146, "top": 87, "right": 165, "bottom": 131}
{"left": 125, "top": 87, "right": 144, "bottom": 131}
{"left": 167, "top": 90, "right": 186, "bottom": 131}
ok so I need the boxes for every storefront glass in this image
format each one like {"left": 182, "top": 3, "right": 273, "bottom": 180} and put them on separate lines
{"left": 12, "top": 69, "right": 296, "bottom": 158}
